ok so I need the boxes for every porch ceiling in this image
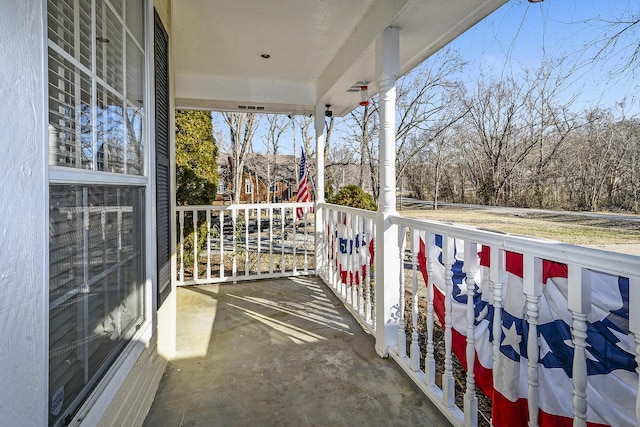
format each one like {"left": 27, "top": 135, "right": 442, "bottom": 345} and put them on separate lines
{"left": 173, "top": 0, "right": 507, "bottom": 117}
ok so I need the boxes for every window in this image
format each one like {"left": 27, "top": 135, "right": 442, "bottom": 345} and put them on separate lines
{"left": 48, "top": 0, "right": 145, "bottom": 175}
{"left": 218, "top": 181, "right": 225, "bottom": 194}
{"left": 49, "top": 186, "right": 145, "bottom": 425}
{"left": 47, "top": 1, "right": 147, "bottom": 425}
{"left": 245, "top": 178, "right": 252, "bottom": 194}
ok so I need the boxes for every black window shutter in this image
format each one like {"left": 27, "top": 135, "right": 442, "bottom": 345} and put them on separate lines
{"left": 154, "top": 9, "right": 171, "bottom": 308}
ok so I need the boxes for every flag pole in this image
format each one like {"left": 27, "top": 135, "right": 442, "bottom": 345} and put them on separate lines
{"left": 307, "top": 156, "right": 317, "bottom": 201}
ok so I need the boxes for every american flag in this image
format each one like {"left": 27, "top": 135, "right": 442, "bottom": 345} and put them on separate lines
{"left": 296, "top": 148, "right": 311, "bottom": 220}
{"left": 417, "top": 236, "right": 636, "bottom": 427}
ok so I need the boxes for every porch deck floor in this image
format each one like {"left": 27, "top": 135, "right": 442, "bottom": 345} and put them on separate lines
{"left": 143, "top": 276, "right": 451, "bottom": 426}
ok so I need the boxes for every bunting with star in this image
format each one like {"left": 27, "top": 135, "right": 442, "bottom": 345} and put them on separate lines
{"left": 418, "top": 235, "right": 636, "bottom": 427}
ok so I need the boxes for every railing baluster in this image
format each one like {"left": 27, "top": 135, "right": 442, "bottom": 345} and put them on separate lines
{"left": 244, "top": 207, "right": 249, "bottom": 276}
{"left": 232, "top": 208, "right": 237, "bottom": 282}
{"left": 491, "top": 247, "right": 506, "bottom": 395}
{"left": 219, "top": 211, "right": 225, "bottom": 279}
{"left": 425, "top": 231, "right": 436, "bottom": 387}
{"left": 179, "top": 210, "right": 184, "bottom": 283}
{"left": 337, "top": 212, "right": 348, "bottom": 298}
{"left": 369, "top": 217, "right": 376, "bottom": 329}
{"left": 354, "top": 215, "right": 360, "bottom": 309}
{"left": 349, "top": 213, "right": 356, "bottom": 307}
{"left": 269, "top": 207, "right": 274, "bottom": 275}
{"left": 193, "top": 209, "right": 198, "bottom": 280}
{"left": 321, "top": 207, "right": 327, "bottom": 281}
{"left": 293, "top": 207, "right": 298, "bottom": 274}
{"left": 630, "top": 276, "right": 640, "bottom": 426}
{"left": 523, "top": 254, "right": 542, "bottom": 427}
{"left": 410, "top": 229, "right": 420, "bottom": 371}
{"left": 347, "top": 213, "right": 354, "bottom": 306}
{"left": 320, "top": 207, "right": 326, "bottom": 278}
{"left": 346, "top": 213, "right": 352, "bottom": 303}
{"left": 442, "top": 235, "right": 455, "bottom": 407}
{"left": 304, "top": 210, "right": 309, "bottom": 273}
{"left": 257, "top": 207, "right": 262, "bottom": 276}
{"left": 568, "top": 264, "right": 591, "bottom": 427}
{"left": 464, "top": 240, "right": 478, "bottom": 427}
{"left": 356, "top": 215, "right": 363, "bottom": 316}
{"left": 330, "top": 209, "right": 336, "bottom": 289}
{"left": 397, "top": 226, "right": 407, "bottom": 359}
{"left": 327, "top": 209, "right": 331, "bottom": 280}
{"left": 327, "top": 207, "right": 332, "bottom": 282}
{"left": 280, "top": 206, "right": 285, "bottom": 274}
{"left": 206, "top": 209, "right": 211, "bottom": 280}
{"left": 365, "top": 217, "right": 373, "bottom": 324}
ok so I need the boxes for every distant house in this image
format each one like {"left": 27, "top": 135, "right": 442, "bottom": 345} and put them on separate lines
{"left": 216, "top": 153, "right": 299, "bottom": 204}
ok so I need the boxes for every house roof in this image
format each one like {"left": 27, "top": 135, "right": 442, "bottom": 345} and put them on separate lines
{"left": 173, "top": 0, "right": 508, "bottom": 117}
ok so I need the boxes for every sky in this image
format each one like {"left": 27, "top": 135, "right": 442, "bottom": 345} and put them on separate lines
{"left": 452, "top": 0, "right": 639, "bottom": 114}
{"left": 215, "top": 0, "right": 640, "bottom": 156}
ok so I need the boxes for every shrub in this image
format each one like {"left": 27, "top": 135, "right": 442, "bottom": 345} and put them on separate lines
{"left": 328, "top": 185, "right": 378, "bottom": 211}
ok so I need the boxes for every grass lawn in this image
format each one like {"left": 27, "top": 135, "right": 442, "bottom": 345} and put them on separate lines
{"left": 398, "top": 207, "right": 640, "bottom": 247}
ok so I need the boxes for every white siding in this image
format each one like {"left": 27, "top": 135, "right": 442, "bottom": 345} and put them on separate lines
{"left": 0, "top": 1, "right": 48, "bottom": 425}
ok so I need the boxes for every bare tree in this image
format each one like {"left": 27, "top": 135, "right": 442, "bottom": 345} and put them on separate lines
{"left": 343, "top": 100, "right": 385, "bottom": 200}
{"left": 222, "top": 112, "right": 260, "bottom": 204}
{"left": 587, "top": 9, "right": 640, "bottom": 78}
{"left": 344, "top": 48, "right": 467, "bottom": 202}
{"left": 521, "top": 59, "right": 582, "bottom": 208}
{"left": 263, "top": 115, "right": 289, "bottom": 202}
{"left": 462, "top": 75, "right": 539, "bottom": 205}
{"left": 347, "top": 101, "right": 379, "bottom": 194}
{"left": 395, "top": 49, "right": 468, "bottom": 181}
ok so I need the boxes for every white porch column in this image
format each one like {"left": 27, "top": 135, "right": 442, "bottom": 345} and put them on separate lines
{"left": 314, "top": 103, "right": 326, "bottom": 277}
{"left": 375, "top": 27, "right": 401, "bottom": 357}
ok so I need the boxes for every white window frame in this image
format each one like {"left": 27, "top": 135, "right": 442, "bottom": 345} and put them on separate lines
{"left": 46, "top": 0, "right": 155, "bottom": 425}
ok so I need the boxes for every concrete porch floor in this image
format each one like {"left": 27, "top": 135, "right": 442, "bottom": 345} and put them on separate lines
{"left": 143, "top": 276, "right": 451, "bottom": 426}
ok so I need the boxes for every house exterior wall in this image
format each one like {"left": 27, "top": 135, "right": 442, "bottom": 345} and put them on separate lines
{"left": 0, "top": 1, "right": 48, "bottom": 424}
{"left": 0, "top": 1, "right": 170, "bottom": 425}
{"left": 95, "top": 336, "right": 165, "bottom": 427}
{"left": 216, "top": 155, "right": 297, "bottom": 204}
{"left": 216, "top": 171, "right": 293, "bottom": 204}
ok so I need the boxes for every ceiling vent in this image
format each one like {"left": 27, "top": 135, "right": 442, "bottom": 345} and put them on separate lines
{"left": 238, "top": 105, "right": 265, "bottom": 111}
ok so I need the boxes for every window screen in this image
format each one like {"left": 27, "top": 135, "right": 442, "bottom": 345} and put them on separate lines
{"left": 49, "top": 185, "right": 145, "bottom": 425}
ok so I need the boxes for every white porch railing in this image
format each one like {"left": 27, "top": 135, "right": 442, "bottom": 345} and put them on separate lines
{"left": 317, "top": 203, "right": 377, "bottom": 334}
{"left": 176, "top": 202, "right": 315, "bottom": 285}
{"left": 317, "top": 203, "right": 640, "bottom": 427}
{"left": 176, "top": 201, "right": 640, "bottom": 426}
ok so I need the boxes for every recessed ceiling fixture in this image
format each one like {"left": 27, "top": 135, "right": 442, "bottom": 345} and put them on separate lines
{"left": 260, "top": 53, "right": 271, "bottom": 59}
